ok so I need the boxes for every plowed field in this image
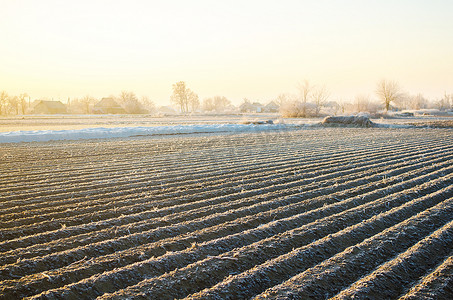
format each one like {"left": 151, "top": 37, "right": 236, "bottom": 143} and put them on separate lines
{"left": 1, "top": 127, "right": 452, "bottom": 299}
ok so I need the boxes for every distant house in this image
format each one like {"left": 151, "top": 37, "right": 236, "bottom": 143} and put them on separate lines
{"left": 252, "top": 102, "right": 264, "bottom": 113}
{"left": 239, "top": 101, "right": 253, "bottom": 113}
{"left": 240, "top": 101, "right": 265, "bottom": 113}
{"left": 264, "top": 101, "right": 280, "bottom": 113}
{"left": 157, "top": 106, "right": 177, "bottom": 115}
{"left": 31, "top": 100, "right": 67, "bottom": 114}
{"left": 92, "top": 98, "right": 126, "bottom": 114}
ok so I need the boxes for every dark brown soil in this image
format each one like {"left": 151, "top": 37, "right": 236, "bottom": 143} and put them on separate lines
{"left": 0, "top": 128, "right": 452, "bottom": 300}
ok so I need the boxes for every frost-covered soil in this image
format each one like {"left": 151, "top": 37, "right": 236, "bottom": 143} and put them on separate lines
{"left": 1, "top": 127, "right": 452, "bottom": 299}
{"left": 0, "top": 114, "right": 285, "bottom": 133}
{"left": 0, "top": 123, "right": 291, "bottom": 143}
{"left": 0, "top": 114, "right": 292, "bottom": 143}
{"left": 2, "top": 114, "right": 452, "bottom": 143}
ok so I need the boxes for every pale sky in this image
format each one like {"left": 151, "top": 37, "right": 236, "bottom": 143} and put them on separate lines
{"left": 1, "top": 0, "right": 452, "bottom": 105}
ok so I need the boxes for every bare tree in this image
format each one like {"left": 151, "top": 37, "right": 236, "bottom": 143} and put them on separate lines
{"left": 328, "top": 99, "right": 342, "bottom": 115}
{"left": 118, "top": 91, "right": 137, "bottom": 103}
{"left": 171, "top": 81, "right": 189, "bottom": 113}
{"left": 0, "top": 91, "right": 9, "bottom": 115}
{"left": 8, "top": 96, "right": 19, "bottom": 115}
{"left": 449, "top": 94, "right": 453, "bottom": 110}
{"left": 278, "top": 94, "right": 304, "bottom": 117}
{"left": 297, "top": 79, "right": 312, "bottom": 117}
{"left": 406, "top": 93, "right": 428, "bottom": 110}
{"left": 140, "top": 96, "right": 156, "bottom": 114}
{"left": 203, "top": 96, "right": 231, "bottom": 112}
{"left": 188, "top": 90, "right": 200, "bottom": 112}
{"left": 275, "top": 93, "right": 293, "bottom": 107}
{"left": 355, "top": 95, "right": 370, "bottom": 112}
{"left": 18, "top": 93, "right": 29, "bottom": 114}
{"left": 171, "top": 81, "right": 198, "bottom": 113}
{"left": 213, "top": 96, "right": 231, "bottom": 112}
{"left": 440, "top": 92, "right": 452, "bottom": 111}
{"left": 394, "top": 92, "right": 413, "bottom": 110}
{"left": 80, "top": 95, "right": 96, "bottom": 114}
{"left": 118, "top": 91, "right": 147, "bottom": 114}
{"left": 202, "top": 98, "right": 215, "bottom": 112}
{"left": 312, "top": 86, "right": 330, "bottom": 116}
{"left": 375, "top": 79, "right": 401, "bottom": 112}
{"left": 435, "top": 92, "right": 450, "bottom": 111}
{"left": 171, "top": 81, "right": 187, "bottom": 112}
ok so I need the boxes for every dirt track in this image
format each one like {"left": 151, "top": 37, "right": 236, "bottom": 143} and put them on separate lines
{"left": 1, "top": 127, "right": 452, "bottom": 299}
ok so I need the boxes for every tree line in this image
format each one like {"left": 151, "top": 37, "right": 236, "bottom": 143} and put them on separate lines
{"left": 0, "top": 92, "right": 30, "bottom": 115}
{"left": 1, "top": 79, "right": 452, "bottom": 116}
{"left": 170, "top": 81, "right": 234, "bottom": 113}
{"left": 68, "top": 91, "right": 156, "bottom": 114}
{"left": 0, "top": 91, "right": 156, "bottom": 115}
{"left": 0, "top": 82, "right": 233, "bottom": 116}
{"left": 278, "top": 79, "right": 453, "bottom": 118}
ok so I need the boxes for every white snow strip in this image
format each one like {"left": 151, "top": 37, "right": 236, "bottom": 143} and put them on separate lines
{"left": 0, "top": 124, "right": 290, "bottom": 143}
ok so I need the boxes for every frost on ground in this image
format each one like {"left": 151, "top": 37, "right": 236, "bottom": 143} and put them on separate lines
{"left": 407, "top": 120, "right": 453, "bottom": 129}
{"left": 1, "top": 114, "right": 451, "bottom": 143}
{"left": 0, "top": 123, "right": 288, "bottom": 143}
{"left": 0, "top": 127, "right": 452, "bottom": 299}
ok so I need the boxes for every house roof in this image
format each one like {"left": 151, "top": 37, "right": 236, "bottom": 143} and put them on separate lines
{"left": 31, "top": 100, "right": 67, "bottom": 114}
{"left": 94, "top": 98, "right": 122, "bottom": 108}
{"left": 34, "top": 100, "right": 66, "bottom": 109}
{"left": 252, "top": 102, "right": 264, "bottom": 107}
{"left": 265, "top": 101, "right": 279, "bottom": 108}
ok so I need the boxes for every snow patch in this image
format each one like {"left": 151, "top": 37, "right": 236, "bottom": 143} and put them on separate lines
{"left": 0, "top": 124, "right": 289, "bottom": 143}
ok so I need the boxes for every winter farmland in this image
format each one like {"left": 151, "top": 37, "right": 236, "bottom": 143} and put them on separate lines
{"left": 1, "top": 127, "right": 452, "bottom": 299}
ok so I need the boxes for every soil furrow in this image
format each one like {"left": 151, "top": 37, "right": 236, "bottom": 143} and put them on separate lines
{"left": 1, "top": 149, "right": 451, "bottom": 269}
{"left": 5, "top": 164, "right": 450, "bottom": 298}
{"left": 185, "top": 185, "right": 453, "bottom": 300}
{"left": 332, "top": 220, "right": 453, "bottom": 299}
{"left": 2, "top": 143, "right": 451, "bottom": 242}
{"left": 0, "top": 128, "right": 451, "bottom": 299}
{"left": 1, "top": 144, "right": 433, "bottom": 262}
{"left": 1, "top": 128, "right": 439, "bottom": 199}
{"left": 0, "top": 136, "right": 366, "bottom": 190}
{"left": 1, "top": 144, "right": 450, "bottom": 262}
{"left": 398, "top": 254, "right": 453, "bottom": 300}
{"left": 0, "top": 133, "right": 427, "bottom": 212}
{"left": 17, "top": 170, "right": 453, "bottom": 300}
{"left": 253, "top": 201, "right": 453, "bottom": 300}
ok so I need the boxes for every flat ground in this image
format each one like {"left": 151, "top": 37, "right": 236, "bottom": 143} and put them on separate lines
{"left": 1, "top": 126, "right": 452, "bottom": 299}
{"left": 0, "top": 114, "right": 285, "bottom": 132}
{"left": 1, "top": 114, "right": 452, "bottom": 133}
